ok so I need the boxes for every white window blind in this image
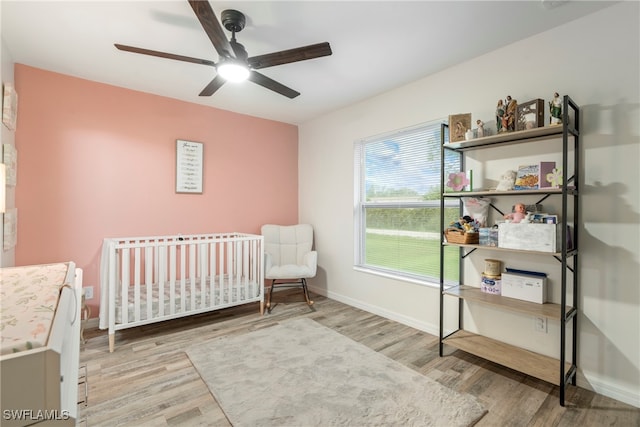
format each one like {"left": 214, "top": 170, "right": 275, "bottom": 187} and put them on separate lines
{"left": 354, "top": 120, "right": 461, "bottom": 284}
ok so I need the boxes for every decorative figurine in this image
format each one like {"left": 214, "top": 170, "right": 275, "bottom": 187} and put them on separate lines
{"left": 505, "top": 95, "right": 518, "bottom": 132}
{"left": 476, "top": 120, "right": 485, "bottom": 138}
{"left": 496, "top": 99, "right": 505, "bottom": 133}
{"left": 504, "top": 202, "right": 527, "bottom": 223}
{"left": 549, "top": 92, "right": 562, "bottom": 125}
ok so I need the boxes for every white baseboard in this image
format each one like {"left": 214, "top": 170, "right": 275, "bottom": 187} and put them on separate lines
{"left": 307, "top": 285, "right": 439, "bottom": 336}
{"left": 575, "top": 371, "right": 640, "bottom": 408}
{"left": 308, "top": 285, "right": 640, "bottom": 409}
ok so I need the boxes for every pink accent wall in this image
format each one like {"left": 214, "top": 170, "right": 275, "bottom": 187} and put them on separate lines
{"left": 14, "top": 64, "right": 299, "bottom": 316}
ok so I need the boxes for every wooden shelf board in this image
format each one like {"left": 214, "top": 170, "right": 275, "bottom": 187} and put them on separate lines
{"left": 442, "top": 242, "right": 566, "bottom": 256}
{"left": 444, "top": 126, "right": 569, "bottom": 151}
{"left": 443, "top": 285, "right": 572, "bottom": 320}
{"left": 443, "top": 330, "right": 572, "bottom": 386}
{"left": 443, "top": 187, "right": 577, "bottom": 197}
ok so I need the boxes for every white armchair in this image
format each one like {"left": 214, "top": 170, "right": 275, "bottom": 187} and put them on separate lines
{"left": 261, "top": 224, "right": 317, "bottom": 313}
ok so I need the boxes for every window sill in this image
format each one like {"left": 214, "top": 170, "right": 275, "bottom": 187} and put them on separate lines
{"left": 353, "top": 265, "right": 448, "bottom": 289}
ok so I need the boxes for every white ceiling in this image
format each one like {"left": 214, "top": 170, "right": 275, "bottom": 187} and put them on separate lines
{"left": 1, "top": 1, "right": 616, "bottom": 125}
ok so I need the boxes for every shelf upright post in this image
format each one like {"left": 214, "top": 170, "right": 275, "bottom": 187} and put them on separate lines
{"left": 570, "top": 96, "right": 580, "bottom": 390}
{"left": 439, "top": 123, "right": 447, "bottom": 357}
{"left": 559, "top": 95, "right": 580, "bottom": 406}
{"left": 559, "top": 96, "right": 569, "bottom": 406}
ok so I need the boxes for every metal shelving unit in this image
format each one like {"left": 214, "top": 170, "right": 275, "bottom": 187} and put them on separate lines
{"left": 438, "top": 95, "right": 580, "bottom": 406}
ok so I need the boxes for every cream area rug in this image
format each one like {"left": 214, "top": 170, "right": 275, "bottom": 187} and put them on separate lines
{"left": 186, "top": 318, "right": 487, "bottom": 427}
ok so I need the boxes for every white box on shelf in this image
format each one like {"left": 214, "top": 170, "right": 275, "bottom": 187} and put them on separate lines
{"left": 502, "top": 272, "right": 547, "bottom": 303}
{"left": 497, "top": 223, "right": 560, "bottom": 252}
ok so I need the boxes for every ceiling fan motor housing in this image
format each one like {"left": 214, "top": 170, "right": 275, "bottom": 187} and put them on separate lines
{"left": 222, "top": 9, "right": 246, "bottom": 33}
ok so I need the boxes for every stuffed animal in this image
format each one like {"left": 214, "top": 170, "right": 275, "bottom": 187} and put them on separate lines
{"left": 496, "top": 170, "right": 517, "bottom": 191}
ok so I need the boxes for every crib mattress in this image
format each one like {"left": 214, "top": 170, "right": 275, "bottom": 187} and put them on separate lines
{"left": 115, "top": 279, "right": 260, "bottom": 324}
{"left": 0, "top": 262, "right": 73, "bottom": 355}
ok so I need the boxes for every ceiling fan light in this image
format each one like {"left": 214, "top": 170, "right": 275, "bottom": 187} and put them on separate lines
{"left": 218, "top": 62, "right": 250, "bottom": 82}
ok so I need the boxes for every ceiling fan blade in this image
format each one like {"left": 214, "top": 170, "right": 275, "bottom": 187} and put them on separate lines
{"left": 247, "top": 42, "right": 332, "bottom": 70}
{"left": 248, "top": 71, "right": 300, "bottom": 99}
{"left": 188, "top": 0, "right": 234, "bottom": 59}
{"left": 115, "top": 44, "right": 216, "bottom": 67}
{"left": 199, "top": 75, "right": 226, "bottom": 96}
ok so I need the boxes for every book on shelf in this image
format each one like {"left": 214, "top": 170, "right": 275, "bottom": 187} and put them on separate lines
{"left": 514, "top": 162, "right": 556, "bottom": 190}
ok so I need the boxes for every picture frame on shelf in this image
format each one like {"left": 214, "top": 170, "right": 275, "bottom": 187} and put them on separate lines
{"left": 448, "top": 113, "right": 471, "bottom": 143}
{"left": 516, "top": 98, "right": 544, "bottom": 131}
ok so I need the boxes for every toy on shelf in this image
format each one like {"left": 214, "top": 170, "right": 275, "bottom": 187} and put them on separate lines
{"left": 444, "top": 215, "right": 481, "bottom": 244}
{"left": 496, "top": 170, "right": 517, "bottom": 191}
{"left": 504, "top": 202, "right": 527, "bottom": 223}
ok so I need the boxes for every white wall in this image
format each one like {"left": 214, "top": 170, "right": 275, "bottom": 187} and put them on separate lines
{"left": 299, "top": 2, "right": 639, "bottom": 407}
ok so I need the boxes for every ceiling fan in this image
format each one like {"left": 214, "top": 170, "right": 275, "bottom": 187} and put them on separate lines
{"left": 115, "top": 0, "right": 332, "bottom": 99}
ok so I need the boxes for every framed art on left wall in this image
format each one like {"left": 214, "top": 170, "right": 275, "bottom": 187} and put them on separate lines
{"left": 3, "top": 208, "right": 17, "bottom": 251}
{"left": 3, "top": 144, "right": 17, "bottom": 187}
{"left": 176, "top": 140, "right": 203, "bottom": 193}
{"left": 2, "top": 83, "right": 18, "bottom": 131}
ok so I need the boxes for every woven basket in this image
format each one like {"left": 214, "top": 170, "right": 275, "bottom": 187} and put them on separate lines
{"left": 444, "top": 228, "right": 479, "bottom": 244}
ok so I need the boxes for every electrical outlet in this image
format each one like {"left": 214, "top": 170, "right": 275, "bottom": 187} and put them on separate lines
{"left": 83, "top": 286, "right": 94, "bottom": 300}
{"left": 534, "top": 316, "right": 547, "bottom": 333}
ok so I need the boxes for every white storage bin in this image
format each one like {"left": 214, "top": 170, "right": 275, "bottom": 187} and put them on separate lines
{"left": 498, "top": 223, "right": 560, "bottom": 252}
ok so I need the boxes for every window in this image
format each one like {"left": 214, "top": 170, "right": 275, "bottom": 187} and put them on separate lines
{"left": 354, "top": 120, "right": 461, "bottom": 285}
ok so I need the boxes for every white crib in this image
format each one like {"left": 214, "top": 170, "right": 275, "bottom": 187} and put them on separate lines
{"left": 99, "top": 233, "right": 264, "bottom": 352}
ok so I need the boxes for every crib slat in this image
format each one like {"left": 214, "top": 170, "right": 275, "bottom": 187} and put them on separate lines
{"left": 158, "top": 246, "right": 166, "bottom": 317}
{"left": 199, "top": 242, "right": 207, "bottom": 308}
{"left": 189, "top": 244, "right": 196, "bottom": 310}
{"left": 243, "top": 240, "right": 249, "bottom": 301}
{"left": 179, "top": 243, "right": 186, "bottom": 313}
{"left": 227, "top": 241, "right": 233, "bottom": 304}
{"left": 169, "top": 244, "right": 176, "bottom": 315}
{"left": 219, "top": 241, "right": 225, "bottom": 304}
{"left": 134, "top": 247, "right": 141, "bottom": 322}
{"left": 210, "top": 240, "right": 217, "bottom": 307}
{"left": 121, "top": 248, "right": 130, "bottom": 325}
{"left": 235, "top": 240, "right": 241, "bottom": 302}
{"left": 145, "top": 246, "right": 153, "bottom": 321}
{"left": 252, "top": 239, "right": 258, "bottom": 297}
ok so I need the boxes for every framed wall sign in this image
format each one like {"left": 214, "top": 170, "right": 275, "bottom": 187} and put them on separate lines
{"left": 176, "top": 140, "right": 203, "bottom": 193}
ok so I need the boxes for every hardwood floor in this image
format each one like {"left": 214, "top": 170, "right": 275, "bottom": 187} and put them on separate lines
{"left": 80, "top": 290, "right": 640, "bottom": 426}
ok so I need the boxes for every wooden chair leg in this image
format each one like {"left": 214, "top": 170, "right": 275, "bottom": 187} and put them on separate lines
{"left": 301, "top": 278, "right": 314, "bottom": 306}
